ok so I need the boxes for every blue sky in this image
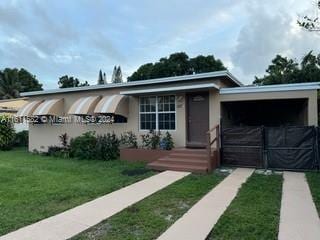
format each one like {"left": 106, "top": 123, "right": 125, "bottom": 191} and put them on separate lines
{"left": 0, "top": 0, "right": 319, "bottom": 89}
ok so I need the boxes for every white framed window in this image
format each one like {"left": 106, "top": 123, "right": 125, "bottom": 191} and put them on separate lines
{"left": 139, "top": 95, "right": 176, "bottom": 130}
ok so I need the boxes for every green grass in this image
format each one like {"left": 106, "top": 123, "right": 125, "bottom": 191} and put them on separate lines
{"left": 72, "top": 172, "right": 226, "bottom": 240}
{"left": 208, "top": 173, "right": 283, "bottom": 240}
{"left": 306, "top": 172, "right": 320, "bottom": 216}
{"left": 0, "top": 148, "right": 154, "bottom": 236}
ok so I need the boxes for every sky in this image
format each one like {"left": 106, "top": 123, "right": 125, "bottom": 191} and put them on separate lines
{"left": 0, "top": 0, "right": 319, "bottom": 89}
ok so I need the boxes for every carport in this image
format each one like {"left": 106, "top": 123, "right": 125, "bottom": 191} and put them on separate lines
{"left": 218, "top": 83, "right": 320, "bottom": 170}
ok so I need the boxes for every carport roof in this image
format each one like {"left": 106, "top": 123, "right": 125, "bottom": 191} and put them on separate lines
{"left": 220, "top": 82, "right": 320, "bottom": 94}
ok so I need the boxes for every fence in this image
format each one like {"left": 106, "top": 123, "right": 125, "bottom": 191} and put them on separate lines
{"left": 221, "top": 126, "right": 319, "bottom": 170}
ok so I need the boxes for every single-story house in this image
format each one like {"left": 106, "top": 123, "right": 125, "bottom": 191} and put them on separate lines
{"left": 17, "top": 70, "right": 320, "bottom": 171}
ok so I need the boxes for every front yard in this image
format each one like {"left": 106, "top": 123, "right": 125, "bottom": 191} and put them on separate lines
{"left": 208, "top": 173, "right": 283, "bottom": 240}
{"left": 0, "top": 148, "right": 154, "bottom": 236}
{"left": 72, "top": 172, "right": 226, "bottom": 240}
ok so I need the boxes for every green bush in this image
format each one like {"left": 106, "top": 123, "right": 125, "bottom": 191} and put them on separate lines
{"left": 0, "top": 115, "right": 15, "bottom": 150}
{"left": 120, "top": 131, "right": 138, "bottom": 148}
{"left": 160, "top": 131, "right": 174, "bottom": 150}
{"left": 14, "top": 130, "right": 28, "bottom": 147}
{"left": 141, "top": 130, "right": 161, "bottom": 149}
{"left": 69, "top": 131, "right": 120, "bottom": 161}
{"left": 95, "top": 133, "right": 120, "bottom": 160}
{"left": 46, "top": 133, "right": 70, "bottom": 158}
{"left": 70, "top": 131, "right": 97, "bottom": 160}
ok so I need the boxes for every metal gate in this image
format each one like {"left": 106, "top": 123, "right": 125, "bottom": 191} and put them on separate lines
{"left": 265, "top": 126, "right": 317, "bottom": 170}
{"left": 221, "top": 127, "right": 264, "bottom": 168}
{"left": 221, "top": 126, "right": 318, "bottom": 170}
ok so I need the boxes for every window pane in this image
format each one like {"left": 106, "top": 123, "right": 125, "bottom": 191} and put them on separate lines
{"left": 158, "top": 113, "right": 175, "bottom": 130}
{"left": 170, "top": 103, "right": 175, "bottom": 111}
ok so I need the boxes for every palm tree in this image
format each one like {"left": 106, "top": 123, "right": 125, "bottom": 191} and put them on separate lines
{"left": 0, "top": 69, "right": 21, "bottom": 99}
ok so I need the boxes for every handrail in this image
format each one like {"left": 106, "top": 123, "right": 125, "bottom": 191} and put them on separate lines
{"left": 207, "top": 124, "right": 219, "bottom": 134}
{"left": 206, "top": 124, "right": 220, "bottom": 171}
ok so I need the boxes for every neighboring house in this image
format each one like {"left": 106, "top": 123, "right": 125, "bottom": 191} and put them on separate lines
{"left": 0, "top": 98, "right": 28, "bottom": 132}
{"left": 16, "top": 70, "right": 319, "bottom": 170}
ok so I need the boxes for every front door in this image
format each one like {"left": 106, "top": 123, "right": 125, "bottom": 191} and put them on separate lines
{"left": 187, "top": 92, "right": 209, "bottom": 148}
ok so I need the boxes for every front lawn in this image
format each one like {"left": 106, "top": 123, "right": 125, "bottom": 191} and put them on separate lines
{"left": 306, "top": 172, "right": 320, "bottom": 216}
{"left": 208, "top": 173, "right": 283, "bottom": 240}
{"left": 72, "top": 172, "right": 226, "bottom": 240}
{"left": 0, "top": 149, "right": 154, "bottom": 236}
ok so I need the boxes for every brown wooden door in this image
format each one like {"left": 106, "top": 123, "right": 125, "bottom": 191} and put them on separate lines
{"left": 187, "top": 92, "right": 209, "bottom": 148}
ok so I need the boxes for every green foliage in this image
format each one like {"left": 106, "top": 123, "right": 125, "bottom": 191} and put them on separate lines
{"left": 95, "top": 133, "right": 120, "bottom": 161}
{"left": 70, "top": 132, "right": 97, "bottom": 160}
{"left": 306, "top": 172, "right": 320, "bottom": 216}
{"left": 69, "top": 132, "right": 120, "bottom": 160}
{"left": 254, "top": 52, "right": 320, "bottom": 85}
{"left": 128, "top": 52, "right": 226, "bottom": 81}
{"left": 112, "top": 66, "right": 123, "bottom": 83}
{"left": 120, "top": 131, "right": 138, "bottom": 148}
{"left": 0, "top": 68, "right": 42, "bottom": 99}
{"left": 298, "top": 1, "right": 320, "bottom": 31}
{"left": 141, "top": 130, "right": 161, "bottom": 149}
{"left": 160, "top": 131, "right": 174, "bottom": 150}
{"left": 59, "top": 133, "right": 69, "bottom": 149}
{"left": 14, "top": 130, "right": 28, "bottom": 147}
{"left": 0, "top": 115, "right": 15, "bottom": 150}
{"left": 58, "top": 75, "right": 89, "bottom": 88}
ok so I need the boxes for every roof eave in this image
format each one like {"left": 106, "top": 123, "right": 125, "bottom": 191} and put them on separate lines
{"left": 21, "top": 70, "right": 241, "bottom": 97}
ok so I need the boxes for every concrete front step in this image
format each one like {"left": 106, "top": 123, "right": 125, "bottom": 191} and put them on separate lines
{"left": 148, "top": 162, "right": 208, "bottom": 174}
{"left": 157, "top": 157, "right": 208, "bottom": 167}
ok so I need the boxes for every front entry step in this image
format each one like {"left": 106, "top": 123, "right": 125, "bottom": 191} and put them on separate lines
{"left": 148, "top": 148, "right": 209, "bottom": 173}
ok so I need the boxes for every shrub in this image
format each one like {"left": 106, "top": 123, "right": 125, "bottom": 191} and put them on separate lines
{"left": 70, "top": 131, "right": 97, "bottom": 160}
{"left": 95, "top": 133, "right": 120, "bottom": 160}
{"left": 120, "top": 131, "right": 138, "bottom": 148}
{"left": 15, "top": 130, "right": 28, "bottom": 147}
{"left": 141, "top": 130, "right": 161, "bottom": 149}
{"left": 160, "top": 131, "right": 174, "bottom": 150}
{"left": 0, "top": 115, "right": 15, "bottom": 150}
{"left": 59, "top": 133, "right": 69, "bottom": 149}
{"left": 46, "top": 133, "right": 70, "bottom": 158}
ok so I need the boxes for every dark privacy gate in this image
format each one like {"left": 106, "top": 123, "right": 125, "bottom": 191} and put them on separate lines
{"left": 221, "top": 126, "right": 319, "bottom": 170}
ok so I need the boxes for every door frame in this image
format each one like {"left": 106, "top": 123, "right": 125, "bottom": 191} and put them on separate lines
{"left": 185, "top": 91, "right": 209, "bottom": 148}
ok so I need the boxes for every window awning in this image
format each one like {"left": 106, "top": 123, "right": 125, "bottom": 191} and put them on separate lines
{"left": 68, "top": 96, "right": 101, "bottom": 115}
{"left": 16, "top": 100, "right": 43, "bottom": 117}
{"left": 33, "top": 99, "right": 64, "bottom": 116}
{"left": 94, "top": 94, "right": 129, "bottom": 118}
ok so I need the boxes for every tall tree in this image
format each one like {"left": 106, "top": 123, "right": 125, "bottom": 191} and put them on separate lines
{"left": 0, "top": 68, "right": 42, "bottom": 99}
{"left": 254, "top": 52, "right": 320, "bottom": 85}
{"left": 58, "top": 75, "right": 89, "bottom": 88}
{"left": 112, "top": 66, "right": 123, "bottom": 83}
{"left": 97, "top": 69, "right": 106, "bottom": 85}
{"left": 0, "top": 69, "right": 21, "bottom": 99}
{"left": 128, "top": 52, "right": 226, "bottom": 81}
{"left": 298, "top": 1, "right": 320, "bottom": 31}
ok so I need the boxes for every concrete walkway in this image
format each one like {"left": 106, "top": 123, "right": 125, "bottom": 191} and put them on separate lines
{"left": 278, "top": 172, "right": 320, "bottom": 240}
{"left": 157, "top": 168, "right": 254, "bottom": 240}
{"left": 0, "top": 171, "right": 189, "bottom": 240}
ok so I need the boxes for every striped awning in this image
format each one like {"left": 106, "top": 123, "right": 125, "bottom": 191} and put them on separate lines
{"left": 33, "top": 99, "right": 64, "bottom": 116}
{"left": 68, "top": 96, "right": 101, "bottom": 115}
{"left": 94, "top": 94, "right": 129, "bottom": 118}
{"left": 16, "top": 100, "right": 43, "bottom": 117}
